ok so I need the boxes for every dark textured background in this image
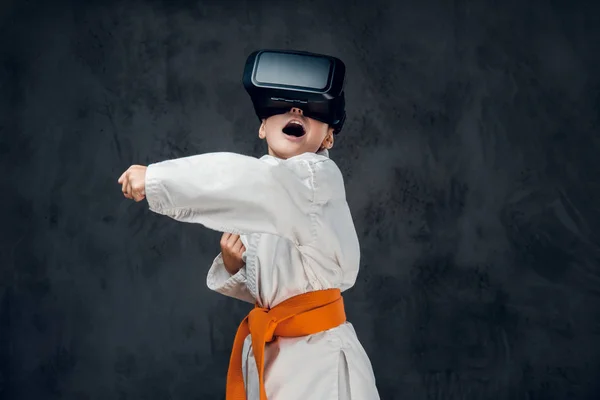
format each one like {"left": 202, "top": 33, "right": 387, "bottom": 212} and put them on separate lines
{"left": 2, "top": 0, "right": 600, "bottom": 399}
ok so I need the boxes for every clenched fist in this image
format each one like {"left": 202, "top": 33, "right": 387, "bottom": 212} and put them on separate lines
{"left": 220, "top": 233, "right": 246, "bottom": 275}
{"left": 118, "top": 165, "right": 148, "bottom": 202}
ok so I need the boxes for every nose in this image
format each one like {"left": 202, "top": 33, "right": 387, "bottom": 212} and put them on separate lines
{"left": 290, "top": 107, "right": 304, "bottom": 115}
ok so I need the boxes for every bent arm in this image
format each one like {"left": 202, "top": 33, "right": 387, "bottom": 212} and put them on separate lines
{"left": 144, "top": 152, "right": 315, "bottom": 244}
{"left": 206, "top": 253, "right": 255, "bottom": 304}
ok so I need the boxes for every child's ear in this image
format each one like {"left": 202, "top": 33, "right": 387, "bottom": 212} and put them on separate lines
{"left": 258, "top": 119, "right": 266, "bottom": 139}
{"left": 321, "top": 127, "right": 335, "bottom": 149}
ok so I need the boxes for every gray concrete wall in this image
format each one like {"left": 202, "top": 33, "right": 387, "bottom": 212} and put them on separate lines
{"left": 2, "top": 0, "right": 599, "bottom": 398}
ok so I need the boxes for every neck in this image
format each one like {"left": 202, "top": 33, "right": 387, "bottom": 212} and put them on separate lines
{"left": 267, "top": 146, "right": 327, "bottom": 160}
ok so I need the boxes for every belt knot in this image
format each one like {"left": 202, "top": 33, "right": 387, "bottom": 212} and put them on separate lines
{"left": 248, "top": 307, "right": 278, "bottom": 343}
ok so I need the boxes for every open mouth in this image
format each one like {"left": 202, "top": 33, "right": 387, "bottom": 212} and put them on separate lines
{"left": 282, "top": 120, "right": 306, "bottom": 137}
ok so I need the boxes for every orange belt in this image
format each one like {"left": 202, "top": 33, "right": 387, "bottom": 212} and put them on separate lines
{"left": 225, "top": 288, "right": 346, "bottom": 400}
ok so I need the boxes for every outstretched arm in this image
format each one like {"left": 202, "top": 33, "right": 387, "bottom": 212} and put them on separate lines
{"left": 120, "top": 152, "right": 317, "bottom": 245}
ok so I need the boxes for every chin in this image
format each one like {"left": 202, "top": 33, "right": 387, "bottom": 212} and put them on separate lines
{"left": 272, "top": 147, "right": 301, "bottom": 159}
{"left": 269, "top": 142, "right": 305, "bottom": 159}
{"left": 267, "top": 131, "right": 319, "bottom": 158}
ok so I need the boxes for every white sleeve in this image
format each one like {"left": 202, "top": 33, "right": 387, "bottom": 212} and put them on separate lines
{"left": 206, "top": 253, "right": 255, "bottom": 304}
{"left": 144, "top": 152, "right": 316, "bottom": 244}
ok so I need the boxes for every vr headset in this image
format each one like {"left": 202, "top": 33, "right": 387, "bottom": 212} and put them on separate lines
{"left": 242, "top": 49, "right": 347, "bottom": 134}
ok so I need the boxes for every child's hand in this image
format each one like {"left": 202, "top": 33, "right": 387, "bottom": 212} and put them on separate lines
{"left": 118, "top": 165, "right": 147, "bottom": 202}
{"left": 220, "top": 233, "right": 246, "bottom": 275}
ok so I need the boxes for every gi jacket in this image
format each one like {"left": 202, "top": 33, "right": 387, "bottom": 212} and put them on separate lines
{"left": 145, "top": 149, "right": 379, "bottom": 400}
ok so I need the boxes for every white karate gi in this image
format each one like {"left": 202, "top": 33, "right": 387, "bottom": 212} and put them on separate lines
{"left": 145, "top": 149, "right": 380, "bottom": 399}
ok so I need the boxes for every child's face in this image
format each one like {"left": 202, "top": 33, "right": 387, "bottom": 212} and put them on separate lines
{"left": 259, "top": 107, "right": 334, "bottom": 159}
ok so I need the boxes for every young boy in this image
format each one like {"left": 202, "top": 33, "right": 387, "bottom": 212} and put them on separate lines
{"left": 118, "top": 51, "right": 380, "bottom": 399}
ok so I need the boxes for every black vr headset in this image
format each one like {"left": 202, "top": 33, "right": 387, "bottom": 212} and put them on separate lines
{"left": 243, "top": 49, "right": 347, "bottom": 134}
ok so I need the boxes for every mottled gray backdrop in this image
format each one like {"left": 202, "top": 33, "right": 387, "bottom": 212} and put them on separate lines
{"left": 2, "top": 0, "right": 600, "bottom": 399}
